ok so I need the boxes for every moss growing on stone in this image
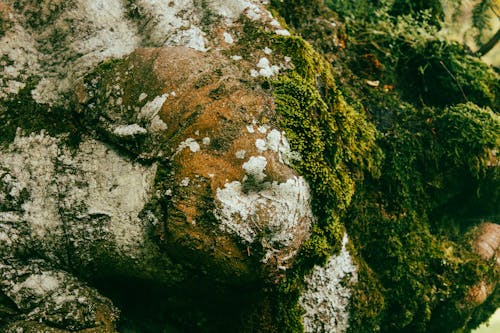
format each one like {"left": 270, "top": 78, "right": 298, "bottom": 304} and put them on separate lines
{"left": 269, "top": 35, "right": 379, "bottom": 268}
{"left": 0, "top": 80, "right": 79, "bottom": 147}
{"left": 236, "top": 15, "right": 381, "bottom": 331}
{"left": 345, "top": 102, "right": 499, "bottom": 332}
{"left": 397, "top": 40, "right": 500, "bottom": 108}
{"left": 268, "top": 2, "right": 499, "bottom": 332}
{"left": 389, "top": 0, "right": 444, "bottom": 26}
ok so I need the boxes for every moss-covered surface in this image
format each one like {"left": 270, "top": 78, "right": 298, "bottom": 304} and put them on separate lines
{"left": 265, "top": 1, "right": 499, "bottom": 332}
{"left": 234, "top": 12, "right": 381, "bottom": 331}
{"left": 397, "top": 40, "right": 500, "bottom": 108}
{"left": 1, "top": 1, "right": 498, "bottom": 332}
{"left": 0, "top": 80, "right": 80, "bottom": 147}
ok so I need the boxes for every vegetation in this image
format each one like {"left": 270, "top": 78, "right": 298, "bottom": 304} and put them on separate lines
{"left": 0, "top": 80, "right": 80, "bottom": 147}
{"left": 0, "top": 1, "right": 497, "bottom": 332}
{"left": 268, "top": 1, "right": 499, "bottom": 332}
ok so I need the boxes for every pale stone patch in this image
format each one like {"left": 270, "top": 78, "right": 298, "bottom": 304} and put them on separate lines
{"left": 242, "top": 156, "right": 267, "bottom": 182}
{"left": 113, "top": 124, "right": 148, "bottom": 137}
{"left": 214, "top": 176, "right": 314, "bottom": 266}
{"left": 61, "top": 139, "right": 157, "bottom": 257}
{"left": 299, "top": 233, "right": 358, "bottom": 333}
{"left": 2, "top": 132, "right": 62, "bottom": 239}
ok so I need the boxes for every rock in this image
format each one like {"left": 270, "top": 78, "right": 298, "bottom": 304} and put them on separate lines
{"left": 299, "top": 233, "right": 358, "bottom": 333}
{"left": 0, "top": 0, "right": 318, "bottom": 331}
{"left": 0, "top": 0, "right": 498, "bottom": 332}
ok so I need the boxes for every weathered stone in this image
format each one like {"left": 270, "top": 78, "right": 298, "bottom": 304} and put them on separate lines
{"left": 0, "top": 1, "right": 319, "bottom": 331}
{"left": 0, "top": 0, "right": 498, "bottom": 332}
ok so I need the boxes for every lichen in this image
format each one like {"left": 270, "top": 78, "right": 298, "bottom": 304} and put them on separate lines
{"left": 236, "top": 13, "right": 380, "bottom": 331}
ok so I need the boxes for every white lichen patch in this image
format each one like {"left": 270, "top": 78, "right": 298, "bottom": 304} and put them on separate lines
{"left": 255, "top": 138, "right": 268, "bottom": 151}
{"left": 254, "top": 129, "right": 301, "bottom": 164}
{"left": 214, "top": 176, "right": 314, "bottom": 267}
{"left": 113, "top": 124, "right": 148, "bottom": 137}
{"left": 235, "top": 150, "right": 247, "bottom": 159}
{"left": 139, "top": 93, "right": 169, "bottom": 132}
{"left": 202, "top": 137, "right": 211, "bottom": 145}
{"left": 150, "top": 115, "right": 168, "bottom": 132}
{"left": 180, "top": 177, "right": 191, "bottom": 187}
{"left": 231, "top": 55, "right": 243, "bottom": 61}
{"left": 166, "top": 26, "right": 208, "bottom": 52}
{"left": 209, "top": 0, "right": 265, "bottom": 21}
{"left": 139, "top": 93, "right": 168, "bottom": 118}
{"left": 275, "top": 29, "right": 291, "bottom": 36}
{"left": 270, "top": 19, "right": 281, "bottom": 27}
{"left": 175, "top": 138, "right": 201, "bottom": 155}
{"left": 246, "top": 125, "right": 255, "bottom": 133}
{"left": 11, "top": 272, "right": 60, "bottom": 297}
{"left": 299, "top": 233, "right": 358, "bottom": 333}
{"left": 253, "top": 57, "right": 280, "bottom": 78}
{"left": 223, "top": 32, "right": 234, "bottom": 44}
{"left": 258, "top": 125, "right": 268, "bottom": 134}
{"left": 242, "top": 156, "right": 267, "bottom": 182}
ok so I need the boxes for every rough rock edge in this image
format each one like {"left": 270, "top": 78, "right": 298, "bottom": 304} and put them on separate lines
{"left": 0, "top": 0, "right": 278, "bottom": 104}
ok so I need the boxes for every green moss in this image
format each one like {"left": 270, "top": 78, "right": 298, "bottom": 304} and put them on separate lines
{"left": 270, "top": 36, "right": 379, "bottom": 267}
{"left": 235, "top": 16, "right": 382, "bottom": 331}
{"left": 0, "top": 79, "right": 80, "bottom": 147}
{"left": 397, "top": 40, "right": 499, "bottom": 108}
{"left": 344, "top": 101, "right": 499, "bottom": 332}
{"left": 466, "top": 286, "right": 500, "bottom": 331}
{"left": 0, "top": 16, "right": 6, "bottom": 37}
{"left": 346, "top": 243, "right": 386, "bottom": 333}
{"left": 270, "top": 0, "right": 345, "bottom": 53}
{"left": 263, "top": 3, "right": 500, "bottom": 332}
{"left": 389, "top": 0, "right": 444, "bottom": 26}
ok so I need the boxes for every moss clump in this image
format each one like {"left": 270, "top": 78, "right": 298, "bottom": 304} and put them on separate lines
{"left": 271, "top": 2, "right": 499, "bottom": 331}
{"left": 0, "top": 16, "right": 6, "bottom": 37}
{"left": 345, "top": 101, "right": 499, "bottom": 332}
{"left": 389, "top": 0, "right": 444, "bottom": 26}
{"left": 270, "top": 35, "right": 379, "bottom": 267}
{"left": 0, "top": 80, "right": 79, "bottom": 147}
{"left": 397, "top": 40, "right": 500, "bottom": 108}
{"left": 270, "top": 0, "right": 345, "bottom": 54}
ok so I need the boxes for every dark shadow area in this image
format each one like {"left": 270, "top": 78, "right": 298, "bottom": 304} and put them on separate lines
{"left": 92, "top": 275, "right": 269, "bottom": 333}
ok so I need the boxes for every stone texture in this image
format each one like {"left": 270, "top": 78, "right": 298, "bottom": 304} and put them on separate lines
{"left": 0, "top": 1, "right": 318, "bottom": 331}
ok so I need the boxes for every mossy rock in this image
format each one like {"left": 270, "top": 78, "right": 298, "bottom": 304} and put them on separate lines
{"left": 397, "top": 40, "right": 500, "bottom": 108}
